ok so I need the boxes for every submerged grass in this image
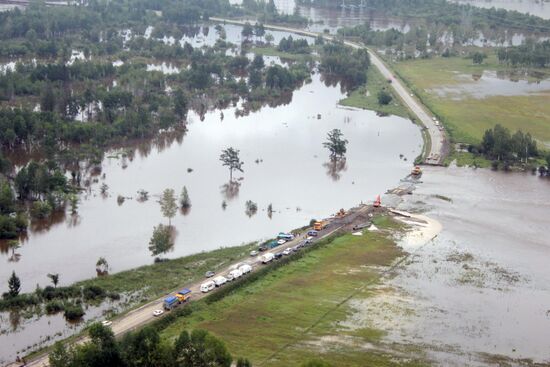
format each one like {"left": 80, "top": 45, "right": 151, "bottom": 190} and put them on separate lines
{"left": 160, "top": 217, "right": 427, "bottom": 366}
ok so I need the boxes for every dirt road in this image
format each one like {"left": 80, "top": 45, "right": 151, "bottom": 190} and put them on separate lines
{"left": 210, "top": 17, "right": 447, "bottom": 165}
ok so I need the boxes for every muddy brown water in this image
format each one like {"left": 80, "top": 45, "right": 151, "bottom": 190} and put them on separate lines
{"left": 0, "top": 74, "right": 421, "bottom": 365}
{"left": 365, "top": 166, "right": 550, "bottom": 365}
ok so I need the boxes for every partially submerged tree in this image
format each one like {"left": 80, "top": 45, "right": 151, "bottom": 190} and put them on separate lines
{"left": 323, "top": 129, "right": 348, "bottom": 160}
{"left": 96, "top": 257, "right": 109, "bottom": 275}
{"left": 245, "top": 200, "right": 258, "bottom": 217}
{"left": 7, "top": 271, "right": 20, "bottom": 297}
{"left": 148, "top": 224, "right": 173, "bottom": 259}
{"left": 47, "top": 273, "right": 59, "bottom": 288}
{"left": 180, "top": 186, "right": 191, "bottom": 209}
{"left": 220, "top": 148, "right": 244, "bottom": 182}
{"left": 159, "top": 189, "right": 177, "bottom": 226}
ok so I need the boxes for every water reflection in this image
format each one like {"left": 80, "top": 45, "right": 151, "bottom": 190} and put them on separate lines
{"left": 220, "top": 181, "right": 241, "bottom": 201}
{"left": 323, "top": 158, "right": 348, "bottom": 181}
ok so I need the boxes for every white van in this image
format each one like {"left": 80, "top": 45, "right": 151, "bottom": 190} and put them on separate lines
{"left": 228, "top": 269, "right": 242, "bottom": 280}
{"left": 200, "top": 280, "right": 215, "bottom": 293}
{"left": 261, "top": 253, "right": 274, "bottom": 264}
{"left": 239, "top": 264, "right": 252, "bottom": 274}
{"left": 213, "top": 276, "right": 227, "bottom": 287}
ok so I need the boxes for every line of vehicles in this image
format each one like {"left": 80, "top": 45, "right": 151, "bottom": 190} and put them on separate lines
{"left": 200, "top": 263, "right": 253, "bottom": 293}
{"left": 159, "top": 225, "right": 327, "bottom": 316}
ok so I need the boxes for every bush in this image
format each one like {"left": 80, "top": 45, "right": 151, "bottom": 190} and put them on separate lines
{"left": 377, "top": 90, "right": 393, "bottom": 105}
{"left": 41, "top": 285, "right": 80, "bottom": 300}
{"left": 64, "top": 303, "right": 85, "bottom": 320}
{"left": 45, "top": 300, "right": 64, "bottom": 314}
{"left": 82, "top": 285, "right": 106, "bottom": 301}
{"left": 30, "top": 201, "right": 53, "bottom": 219}
{"left": 0, "top": 293, "right": 40, "bottom": 310}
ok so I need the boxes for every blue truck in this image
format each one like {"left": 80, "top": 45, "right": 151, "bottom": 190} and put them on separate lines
{"left": 163, "top": 296, "right": 179, "bottom": 310}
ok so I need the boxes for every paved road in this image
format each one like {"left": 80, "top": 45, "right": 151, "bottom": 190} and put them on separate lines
{"left": 211, "top": 17, "right": 447, "bottom": 165}
{"left": 15, "top": 205, "right": 372, "bottom": 367}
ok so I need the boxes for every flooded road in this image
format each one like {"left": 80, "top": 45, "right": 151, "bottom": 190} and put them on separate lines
{"left": 362, "top": 166, "right": 550, "bottom": 365}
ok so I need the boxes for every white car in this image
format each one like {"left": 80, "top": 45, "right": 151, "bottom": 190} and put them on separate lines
{"left": 239, "top": 264, "right": 252, "bottom": 274}
{"left": 228, "top": 269, "right": 243, "bottom": 280}
{"left": 101, "top": 320, "right": 112, "bottom": 327}
{"left": 250, "top": 250, "right": 258, "bottom": 257}
{"left": 283, "top": 248, "right": 291, "bottom": 256}
{"left": 213, "top": 276, "right": 228, "bottom": 287}
{"left": 277, "top": 239, "right": 286, "bottom": 245}
{"left": 200, "top": 280, "right": 216, "bottom": 293}
{"left": 153, "top": 309, "right": 164, "bottom": 317}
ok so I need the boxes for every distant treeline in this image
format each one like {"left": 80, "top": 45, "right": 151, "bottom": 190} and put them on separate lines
{"left": 497, "top": 40, "right": 550, "bottom": 68}
{"left": 297, "top": 0, "right": 550, "bottom": 33}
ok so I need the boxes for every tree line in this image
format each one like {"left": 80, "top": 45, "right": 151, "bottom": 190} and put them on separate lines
{"left": 497, "top": 40, "right": 550, "bottom": 68}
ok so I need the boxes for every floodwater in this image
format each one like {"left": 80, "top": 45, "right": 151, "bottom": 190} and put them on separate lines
{"left": 361, "top": 166, "right": 550, "bottom": 365}
{"left": 453, "top": 0, "right": 550, "bottom": 20}
{"left": 431, "top": 70, "right": 550, "bottom": 100}
{"left": 0, "top": 73, "right": 421, "bottom": 294}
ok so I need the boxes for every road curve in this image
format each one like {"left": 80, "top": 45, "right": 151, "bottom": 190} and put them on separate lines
{"left": 210, "top": 17, "right": 447, "bottom": 165}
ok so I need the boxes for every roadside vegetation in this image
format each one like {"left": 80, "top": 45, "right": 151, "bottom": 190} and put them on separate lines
{"left": 49, "top": 323, "right": 241, "bottom": 367}
{"left": 1, "top": 242, "right": 256, "bottom": 320}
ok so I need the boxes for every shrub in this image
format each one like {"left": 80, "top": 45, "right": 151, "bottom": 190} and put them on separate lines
{"left": 30, "top": 201, "right": 52, "bottom": 219}
{"left": 82, "top": 285, "right": 106, "bottom": 301}
{"left": 64, "top": 303, "right": 85, "bottom": 320}
{"left": 377, "top": 90, "right": 392, "bottom": 105}
{"left": 45, "top": 300, "right": 64, "bottom": 314}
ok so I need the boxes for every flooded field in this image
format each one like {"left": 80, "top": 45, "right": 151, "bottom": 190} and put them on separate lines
{"left": 431, "top": 70, "right": 550, "bottom": 100}
{"left": 361, "top": 166, "right": 550, "bottom": 365}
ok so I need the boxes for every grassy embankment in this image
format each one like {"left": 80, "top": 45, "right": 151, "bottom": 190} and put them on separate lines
{"left": 76, "top": 243, "right": 257, "bottom": 311}
{"left": 160, "top": 215, "right": 428, "bottom": 366}
{"left": 389, "top": 53, "right": 550, "bottom": 165}
{"left": 339, "top": 66, "right": 410, "bottom": 119}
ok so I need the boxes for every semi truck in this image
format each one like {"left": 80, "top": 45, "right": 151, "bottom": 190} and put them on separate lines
{"left": 314, "top": 221, "right": 328, "bottom": 231}
{"left": 163, "top": 296, "right": 179, "bottom": 310}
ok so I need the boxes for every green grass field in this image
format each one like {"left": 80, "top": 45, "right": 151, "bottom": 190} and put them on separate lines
{"left": 392, "top": 53, "right": 550, "bottom": 147}
{"left": 340, "top": 67, "right": 410, "bottom": 118}
{"left": 160, "top": 216, "right": 428, "bottom": 366}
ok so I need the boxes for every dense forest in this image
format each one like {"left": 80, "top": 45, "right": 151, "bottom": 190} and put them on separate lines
{"left": 497, "top": 40, "right": 550, "bottom": 67}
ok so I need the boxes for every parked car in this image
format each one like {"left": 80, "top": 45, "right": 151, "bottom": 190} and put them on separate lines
{"left": 213, "top": 276, "right": 228, "bottom": 287}
{"left": 226, "top": 273, "right": 234, "bottom": 281}
{"left": 307, "top": 230, "right": 318, "bottom": 237}
{"left": 200, "top": 281, "right": 216, "bottom": 293}
{"left": 228, "top": 269, "right": 243, "bottom": 280}
{"left": 277, "top": 239, "right": 286, "bottom": 245}
{"left": 153, "top": 309, "right": 164, "bottom": 317}
{"left": 239, "top": 264, "right": 252, "bottom": 274}
{"left": 261, "top": 252, "right": 275, "bottom": 263}
{"left": 101, "top": 320, "right": 112, "bottom": 327}
{"left": 274, "top": 252, "right": 283, "bottom": 260}
{"left": 283, "top": 248, "right": 291, "bottom": 256}
{"left": 277, "top": 232, "right": 294, "bottom": 241}
{"left": 258, "top": 245, "right": 268, "bottom": 252}
{"left": 250, "top": 250, "right": 259, "bottom": 257}
{"left": 205, "top": 271, "right": 215, "bottom": 278}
